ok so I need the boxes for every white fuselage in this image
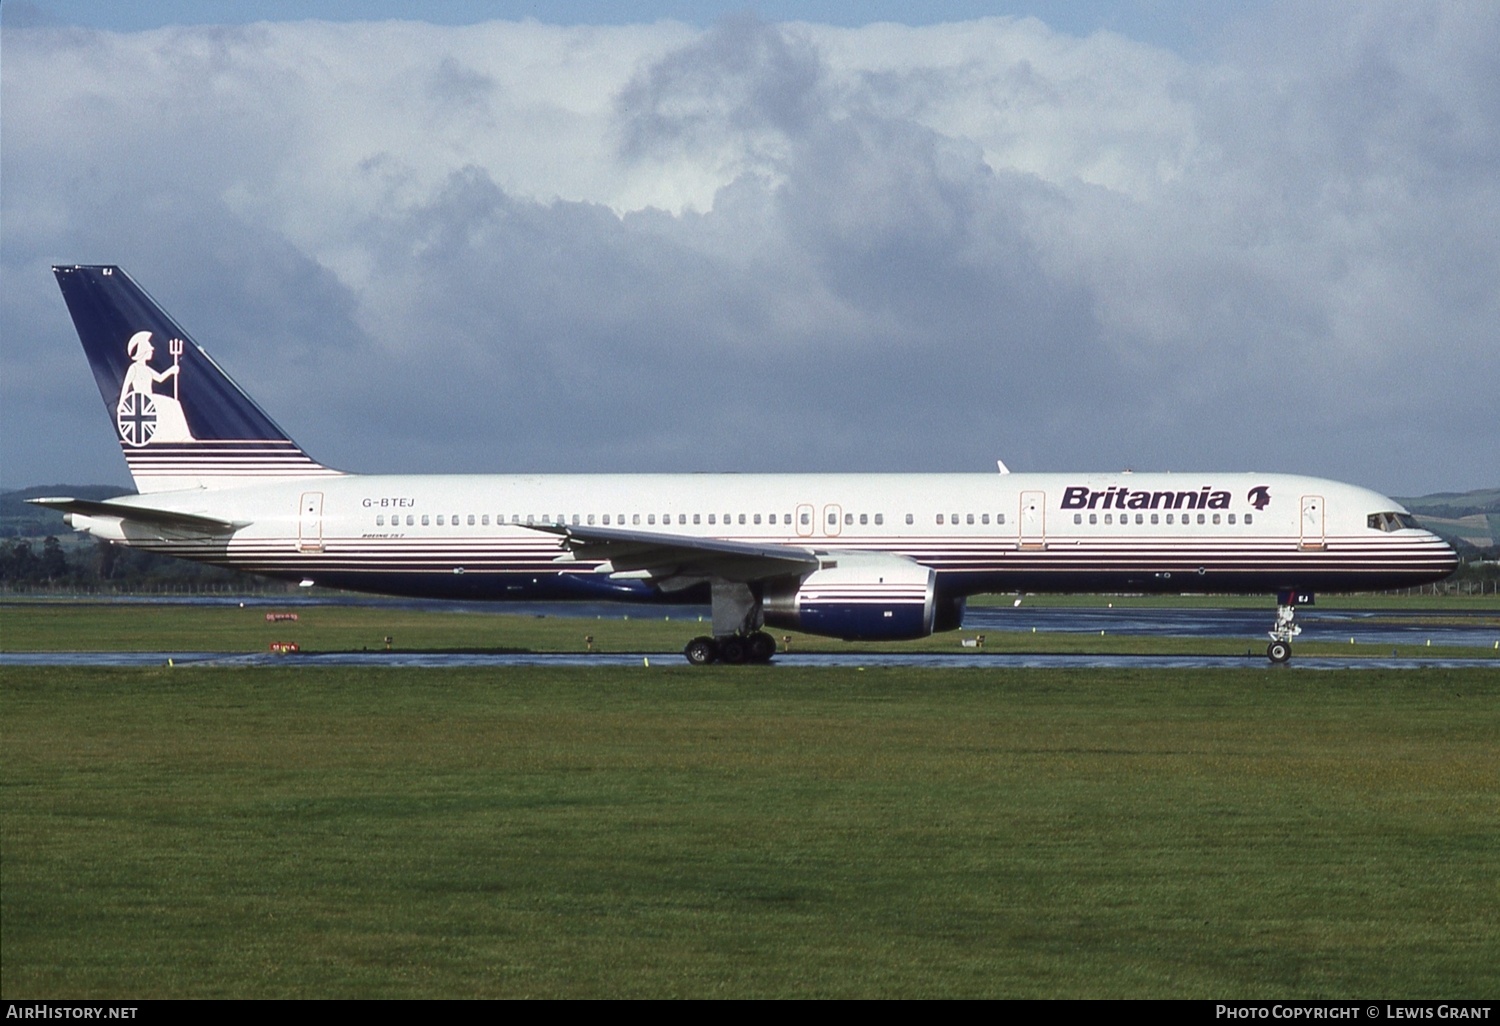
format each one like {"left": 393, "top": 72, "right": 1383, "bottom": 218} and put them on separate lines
{"left": 88, "top": 470, "right": 1456, "bottom": 604}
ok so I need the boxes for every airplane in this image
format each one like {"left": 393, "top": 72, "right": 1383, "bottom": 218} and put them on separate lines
{"left": 33, "top": 264, "right": 1458, "bottom": 664}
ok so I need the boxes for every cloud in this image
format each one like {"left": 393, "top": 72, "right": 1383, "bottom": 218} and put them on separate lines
{"left": 2, "top": 4, "right": 1496, "bottom": 495}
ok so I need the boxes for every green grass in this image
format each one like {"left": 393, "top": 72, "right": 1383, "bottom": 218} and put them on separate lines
{"left": 3, "top": 665, "right": 1497, "bottom": 998}
{"left": 3, "top": 600, "right": 1496, "bottom": 660}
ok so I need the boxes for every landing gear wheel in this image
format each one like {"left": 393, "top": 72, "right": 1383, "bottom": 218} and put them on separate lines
{"left": 684, "top": 637, "right": 717, "bottom": 666}
{"left": 718, "top": 637, "right": 748, "bottom": 664}
{"left": 1267, "top": 640, "right": 1291, "bottom": 664}
{"left": 746, "top": 631, "right": 776, "bottom": 663}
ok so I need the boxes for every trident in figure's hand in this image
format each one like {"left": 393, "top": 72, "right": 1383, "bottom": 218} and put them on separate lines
{"left": 169, "top": 338, "right": 184, "bottom": 398}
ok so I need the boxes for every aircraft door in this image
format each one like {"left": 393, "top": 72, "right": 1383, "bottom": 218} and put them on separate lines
{"left": 1020, "top": 491, "right": 1045, "bottom": 548}
{"left": 795, "top": 503, "right": 814, "bottom": 538}
{"left": 822, "top": 504, "right": 843, "bottom": 537}
{"left": 298, "top": 491, "right": 324, "bottom": 552}
{"left": 1300, "top": 495, "right": 1325, "bottom": 550}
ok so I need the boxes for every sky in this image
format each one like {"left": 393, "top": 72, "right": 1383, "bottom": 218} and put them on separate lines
{"left": 2, "top": 1, "right": 1496, "bottom": 497}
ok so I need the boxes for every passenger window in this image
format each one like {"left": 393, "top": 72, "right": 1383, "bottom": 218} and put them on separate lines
{"left": 1089, "top": 514, "right": 1097, "bottom": 525}
{"left": 467, "top": 514, "right": 475, "bottom": 526}
{"left": 1073, "top": 513, "right": 1081, "bottom": 525}
{"left": 1212, "top": 514, "right": 1220, "bottom": 525}
{"left": 709, "top": 514, "right": 716, "bottom": 525}
{"left": 1166, "top": 514, "right": 1173, "bottom": 524}
{"left": 740, "top": 514, "right": 748, "bottom": 525}
{"left": 632, "top": 514, "right": 640, "bottom": 525}
{"left": 679, "top": 514, "right": 686, "bottom": 525}
{"left": 1197, "top": 513, "right": 1206, "bottom": 524}
{"left": 860, "top": 513, "right": 868, "bottom": 525}
{"left": 1228, "top": 513, "right": 1235, "bottom": 524}
{"left": 376, "top": 514, "right": 384, "bottom": 526}
{"left": 844, "top": 513, "right": 853, "bottom": 525}
{"left": 1245, "top": 513, "right": 1253, "bottom": 525}
{"left": 802, "top": 512, "right": 812, "bottom": 526}
{"left": 997, "top": 514, "right": 1006, "bottom": 525}
{"left": 1104, "top": 514, "right": 1112, "bottom": 525}
{"left": 905, "top": 514, "right": 913, "bottom": 525}
{"left": 966, "top": 513, "right": 974, "bottom": 525}
{"left": 982, "top": 514, "right": 990, "bottom": 525}
{"left": 693, "top": 514, "right": 701, "bottom": 525}
{"left": 1135, "top": 514, "right": 1143, "bottom": 525}
{"left": 422, "top": 514, "right": 431, "bottom": 526}
{"left": 482, "top": 515, "right": 490, "bottom": 526}
{"left": 937, "top": 514, "right": 945, "bottom": 525}
{"left": 874, "top": 514, "right": 883, "bottom": 525}
{"left": 1150, "top": 514, "right": 1159, "bottom": 525}
{"left": 826, "top": 512, "right": 835, "bottom": 526}
{"left": 437, "top": 515, "right": 445, "bottom": 526}
{"left": 648, "top": 514, "right": 656, "bottom": 525}
{"left": 407, "top": 515, "right": 414, "bottom": 526}
{"left": 754, "top": 514, "right": 762, "bottom": 525}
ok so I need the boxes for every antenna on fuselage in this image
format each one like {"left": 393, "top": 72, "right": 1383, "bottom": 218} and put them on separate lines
{"left": 996, "top": 459, "right": 1011, "bottom": 474}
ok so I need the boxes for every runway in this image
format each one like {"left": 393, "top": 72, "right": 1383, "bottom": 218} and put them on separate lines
{"left": 3, "top": 599, "right": 1493, "bottom": 669}
{"left": 4, "top": 650, "right": 1495, "bottom": 670}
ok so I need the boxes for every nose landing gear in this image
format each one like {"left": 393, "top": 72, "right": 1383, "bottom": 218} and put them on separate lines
{"left": 1267, "top": 589, "right": 1312, "bottom": 663}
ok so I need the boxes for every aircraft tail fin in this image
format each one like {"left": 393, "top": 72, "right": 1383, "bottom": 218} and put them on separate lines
{"left": 53, "top": 265, "right": 340, "bottom": 493}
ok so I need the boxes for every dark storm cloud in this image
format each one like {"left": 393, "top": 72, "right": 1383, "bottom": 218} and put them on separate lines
{"left": 2, "top": 6, "right": 1496, "bottom": 494}
{"left": 616, "top": 15, "right": 824, "bottom": 161}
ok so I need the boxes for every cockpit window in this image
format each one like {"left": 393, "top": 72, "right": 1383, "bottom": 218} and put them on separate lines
{"left": 1367, "top": 511, "right": 1419, "bottom": 532}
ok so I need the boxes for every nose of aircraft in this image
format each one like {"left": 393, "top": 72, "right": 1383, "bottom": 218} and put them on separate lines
{"left": 1434, "top": 534, "right": 1460, "bottom": 576}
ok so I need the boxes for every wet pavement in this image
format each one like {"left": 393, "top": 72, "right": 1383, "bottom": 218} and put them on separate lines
{"left": 3, "top": 600, "right": 1495, "bottom": 670}
{"left": 3, "top": 650, "right": 1495, "bottom": 671}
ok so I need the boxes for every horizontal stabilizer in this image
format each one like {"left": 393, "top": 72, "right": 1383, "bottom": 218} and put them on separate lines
{"left": 27, "top": 496, "right": 243, "bottom": 535}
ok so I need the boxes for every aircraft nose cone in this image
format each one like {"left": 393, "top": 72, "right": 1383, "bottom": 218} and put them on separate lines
{"left": 1442, "top": 541, "right": 1459, "bottom": 573}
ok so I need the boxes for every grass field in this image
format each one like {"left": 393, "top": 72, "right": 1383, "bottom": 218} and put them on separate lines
{"left": 2, "top": 664, "right": 1497, "bottom": 998}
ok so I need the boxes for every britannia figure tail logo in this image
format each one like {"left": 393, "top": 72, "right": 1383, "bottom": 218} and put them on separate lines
{"left": 116, "top": 330, "right": 194, "bottom": 445}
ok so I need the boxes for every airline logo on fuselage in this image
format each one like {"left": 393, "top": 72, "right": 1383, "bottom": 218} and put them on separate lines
{"left": 1060, "top": 485, "right": 1254, "bottom": 511}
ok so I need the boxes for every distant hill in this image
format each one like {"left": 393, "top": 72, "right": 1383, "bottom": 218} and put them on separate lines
{"left": 1396, "top": 487, "right": 1500, "bottom": 552}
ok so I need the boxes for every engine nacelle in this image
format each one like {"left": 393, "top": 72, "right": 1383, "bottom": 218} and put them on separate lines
{"left": 762, "top": 552, "right": 943, "bottom": 641}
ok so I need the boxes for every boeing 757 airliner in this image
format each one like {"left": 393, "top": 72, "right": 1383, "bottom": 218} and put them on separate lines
{"left": 33, "top": 265, "right": 1457, "bottom": 663}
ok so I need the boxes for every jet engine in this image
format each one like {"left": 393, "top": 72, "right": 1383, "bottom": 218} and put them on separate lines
{"left": 761, "top": 551, "right": 962, "bottom": 641}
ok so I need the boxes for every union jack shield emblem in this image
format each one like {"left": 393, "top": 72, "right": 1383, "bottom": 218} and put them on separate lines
{"left": 116, "top": 391, "right": 158, "bottom": 447}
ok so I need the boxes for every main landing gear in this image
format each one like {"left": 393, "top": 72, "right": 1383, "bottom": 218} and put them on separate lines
{"left": 682, "top": 580, "right": 777, "bottom": 665}
{"left": 684, "top": 631, "right": 777, "bottom": 665}
{"left": 1266, "top": 589, "right": 1312, "bottom": 664}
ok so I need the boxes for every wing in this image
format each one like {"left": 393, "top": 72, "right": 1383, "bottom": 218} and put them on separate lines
{"left": 27, "top": 496, "right": 243, "bottom": 535}
{"left": 525, "top": 522, "right": 820, "bottom": 587}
